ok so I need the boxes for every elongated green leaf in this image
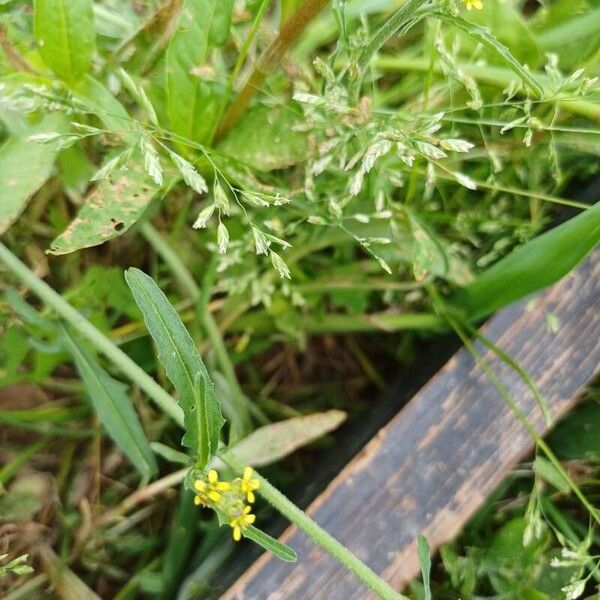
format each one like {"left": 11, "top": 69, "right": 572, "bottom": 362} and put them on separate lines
{"left": 193, "top": 373, "right": 211, "bottom": 469}
{"left": 34, "top": 0, "right": 95, "bottom": 83}
{"left": 0, "top": 113, "right": 67, "bottom": 234}
{"left": 217, "top": 104, "right": 308, "bottom": 171}
{"left": 244, "top": 525, "right": 297, "bottom": 563}
{"left": 229, "top": 410, "right": 346, "bottom": 467}
{"left": 432, "top": 11, "right": 544, "bottom": 99}
{"left": 451, "top": 202, "right": 600, "bottom": 320}
{"left": 124, "top": 268, "right": 224, "bottom": 458}
{"left": 61, "top": 326, "right": 157, "bottom": 478}
{"left": 48, "top": 162, "right": 156, "bottom": 255}
{"left": 417, "top": 535, "right": 432, "bottom": 600}
{"left": 165, "top": 0, "right": 234, "bottom": 143}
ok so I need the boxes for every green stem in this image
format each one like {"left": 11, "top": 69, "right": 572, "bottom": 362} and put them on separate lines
{"left": 140, "top": 222, "right": 251, "bottom": 433}
{"left": 357, "top": 0, "right": 434, "bottom": 80}
{"left": 222, "top": 452, "right": 408, "bottom": 600}
{"left": 443, "top": 311, "right": 600, "bottom": 527}
{"left": 216, "top": 0, "right": 331, "bottom": 140}
{"left": 0, "top": 241, "right": 183, "bottom": 425}
{"left": 375, "top": 55, "right": 600, "bottom": 123}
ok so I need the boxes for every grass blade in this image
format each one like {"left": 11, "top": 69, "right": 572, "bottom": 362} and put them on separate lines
{"left": 450, "top": 202, "right": 600, "bottom": 320}
{"left": 61, "top": 326, "right": 157, "bottom": 479}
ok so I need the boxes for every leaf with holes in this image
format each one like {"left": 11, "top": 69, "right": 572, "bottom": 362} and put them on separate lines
{"left": 48, "top": 161, "right": 157, "bottom": 255}
{"left": 124, "top": 268, "right": 224, "bottom": 460}
{"left": 34, "top": 0, "right": 95, "bottom": 84}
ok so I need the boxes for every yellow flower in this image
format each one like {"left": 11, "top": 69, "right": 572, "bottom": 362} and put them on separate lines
{"left": 194, "top": 470, "right": 231, "bottom": 505}
{"left": 229, "top": 505, "right": 256, "bottom": 541}
{"left": 240, "top": 467, "right": 260, "bottom": 503}
{"left": 464, "top": 0, "right": 483, "bottom": 9}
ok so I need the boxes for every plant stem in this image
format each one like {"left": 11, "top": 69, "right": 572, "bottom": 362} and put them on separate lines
{"left": 216, "top": 0, "right": 330, "bottom": 140}
{"left": 357, "top": 0, "right": 434, "bottom": 79}
{"left": 222, "top": 451, "right": 408, "bottom": 600}
{"left": 0, "top": 241, "right": 183, "bottom": 425}
{"left": 375, "top": 55, "right": 600, "bottom": 123}
{"left": 140, "top": 222, "right": 252, "bottom": 434}
{"left": 443, "top": 311, "right": 600, "bottom": 527}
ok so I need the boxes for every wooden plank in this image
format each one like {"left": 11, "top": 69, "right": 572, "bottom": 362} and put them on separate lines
{"left": 221, "top": 247, "right": 600, "bottom": 600}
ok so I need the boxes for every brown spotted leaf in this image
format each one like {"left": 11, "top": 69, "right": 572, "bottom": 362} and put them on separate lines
{"left": 48, "top": 163, "right": 156, "bottom": 255}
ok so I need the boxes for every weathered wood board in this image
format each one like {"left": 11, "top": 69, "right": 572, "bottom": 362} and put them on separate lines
{"left": 221, "top": 247, "right": 600, "bottom": 600}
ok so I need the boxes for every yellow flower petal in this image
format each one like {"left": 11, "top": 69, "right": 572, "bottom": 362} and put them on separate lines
{"left": 243, "top": 467, "right": 253, "bottom": 481}
{"left": 233, "top": 526, "right": 241, "bottom": 541}
{"left": 215, "top": 481, "right": 231, "bottom": 491}
{"left": 246, "top": 514, "right": 256, "bottom": 525}
{"left": 194, "top": 495, "right": 202, "bottom": 505}
{"left": 208, "top": 469, "right": 218, "bottom": 484}
{"left": 247, "top": 491, "right": 255, "bottom": 504}
{"left": 194, "top": 480, "right": 206, "bottom": 492}
{"left": 208, "top": 490, "right": 222, "bottom": 503}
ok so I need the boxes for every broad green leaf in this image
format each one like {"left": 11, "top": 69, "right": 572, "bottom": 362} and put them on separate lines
{"left": 165, "top": 0, "right": 234, "bottom": 144}
{"left": 417, "top": 535, "right": 432, "bottom": 600}
{"left": 48, "top": 162, "right": 157, "bottom": 255}
{"left": 450, "top": 202, "right": 600, "bottom": 321}
{"left": 73, "top": 76, "right": 138, "bottom": 143}
{"left": 229, "top": 410, "right": 346, "bottom": 467}
{"left": 432, "top": 11, "right": 544, "bottom": 99}
{"left": 0, "top": 113, "right": 67, "bottom": 234}
{"left": 61, "top": 326, "right": 157, "bottom": 479}
{"left": 34, "top": 0, "right": 95, "bottom": 83}
{"left": 243, "top": 525, "right": 297, "bottom": 563}
{"left": 217, "top": 104, "right": 309, "bottom": 171}
{"left": 124, "top": 268, "right": 224, "bottom": 459}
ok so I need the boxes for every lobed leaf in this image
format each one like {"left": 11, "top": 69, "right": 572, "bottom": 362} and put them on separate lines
{"left": 61, "top": 326, "right": 157, "bottom": 479}
{"left": 34, "top": 0, "right": 95, "bottom": 84}
{"left": 124, "top": 268, "right": 224, "bottom": 461}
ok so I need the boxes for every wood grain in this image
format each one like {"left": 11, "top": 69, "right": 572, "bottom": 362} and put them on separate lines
{"left": 221, "top": 248, "right": 600, "bottom": 600}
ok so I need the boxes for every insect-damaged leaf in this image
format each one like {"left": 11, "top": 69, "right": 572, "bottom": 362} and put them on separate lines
{"left": 0, "top": 113, "right": 67, "bottom": 234}
{"left": 165, "top": 0, "right": 234, "bottom": 144}
{"left": 124, "top": 268, "right": 224, "bottom": 461}
{"left": 48, "top": 162, "right": 156, "bottom": 255}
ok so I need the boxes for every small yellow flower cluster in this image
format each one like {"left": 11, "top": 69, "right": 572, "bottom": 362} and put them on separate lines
{"left": 464, "top": 0, "right": 483, "bottom": 9}
{"left": 193, "top": 467, "right": 260, "bottom": 541}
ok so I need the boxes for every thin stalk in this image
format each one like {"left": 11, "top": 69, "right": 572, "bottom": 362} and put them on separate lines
{"left": 443, "top": 311, "right": 600, "bottom": 527}
{"left": 140, "top": 222, "right": 252, "bottom": 433}
{"left": 0, "top": 242, "right": 183, "bottom": 425}
{"left": 216, "top": 0, "right": 330, "bottom": 140}
{"left": 357, "top": 0, "right": 434, "bottom": 79}
{"left": 375, "top": 55, "right": 600, "bottom": 123}
{"left": 222, "top": 451, "right": 408, "bottom": 600}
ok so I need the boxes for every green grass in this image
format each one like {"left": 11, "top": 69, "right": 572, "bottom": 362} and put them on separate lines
{"left": 0, "top": 0, "right": 599, "bottom": 597}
